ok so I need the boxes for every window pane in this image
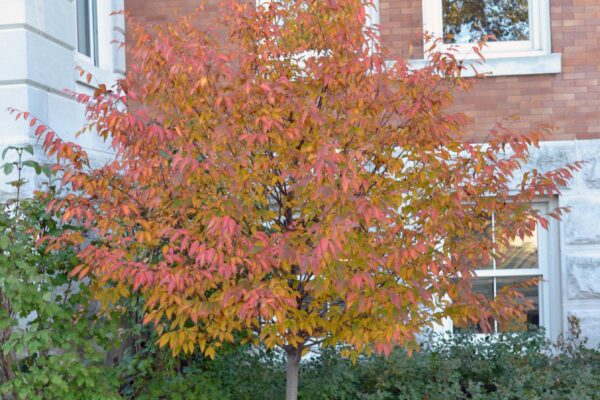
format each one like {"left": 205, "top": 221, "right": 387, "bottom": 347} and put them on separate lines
{"left": 91, "top": 0, "right": 98, "bottom": 64}
{"left": 474, "top": 277, "right": 494, "bottom": 299}
{"left": 497, "top": 226, "right": 538, "bottom": 270}
{"left": 76, "top": 0, "right": 91, "bottom": 57}
{"left": 480, "top": 216, "right": 494, "bottom": 269}
{"left": 453, "top": 276, "right": 540, "bottom": 333}
{"left": 453, "top": 278, "right": 494, "bottom": 333}
{"left": 496, "top": 276, "right": 539, "bottom": 332}
{"left": 442, "top": 0, "right": 530, "bottom": 44}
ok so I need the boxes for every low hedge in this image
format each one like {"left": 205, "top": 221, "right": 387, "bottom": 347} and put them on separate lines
{"left": 119, "top": 324, "right": 600, "bottom": 400}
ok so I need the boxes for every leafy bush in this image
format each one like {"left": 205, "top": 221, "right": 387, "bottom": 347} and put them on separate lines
{"left": 0, "top": 147, "right": 122, "bottom": 399}
{"left": 115, "top": 326, "right": 285, "bottom": 400}
{"left": 115, "top": 326, "right": 600, "bottom": 400}
{"left": 337, "top": 329, "right": 600, "bottom": 400}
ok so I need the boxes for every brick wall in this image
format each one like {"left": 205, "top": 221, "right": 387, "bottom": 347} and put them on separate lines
{"left": 379, "top": 0, "right": 423, "bottom": 59}
{"left": 446, "top": 1, "right": 600, "bottom": 141}
{"left": 125, "top": 0, "right": 218, "bottom": 26}
{"left": 125, "top": 0, "right": 600, "bottom": 142}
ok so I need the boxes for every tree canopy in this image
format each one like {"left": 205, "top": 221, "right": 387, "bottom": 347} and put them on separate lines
{"left": 19, "top": 0, "right": 580, "bottom": 398}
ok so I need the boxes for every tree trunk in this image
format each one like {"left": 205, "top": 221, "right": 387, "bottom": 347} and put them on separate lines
{"left": 0, "top": 327, "right": 15, "bottom": 400}
{"left": 0, "top": 340, "right": 15, "bottom": 399}
{"left": 0, "top": 294, "right": 14, "bottom": 387}
{"left": 285, "top": 347, "right": 302, "bottom": 400}
{"left": 0, "top": 355, "right": 12, "bottom": 383}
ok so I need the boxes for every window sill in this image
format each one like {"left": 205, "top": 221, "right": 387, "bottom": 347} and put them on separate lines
{"left": 74, "top": 53, "right": 120, "bottom": 89}
{"left": 408, "top": 53, "right": 562, "bottom": 78}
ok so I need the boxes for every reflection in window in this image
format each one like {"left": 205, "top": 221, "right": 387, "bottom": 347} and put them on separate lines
{"left": 453, "top": 211, "right": 541, "bottom": 334}
{"left": 496, "top": 277, "right": 539, "bottom": 332}
{"left": 497, "top": 227, "right": 538, "bottom": 269}
{"left": 442, "top": 0, "right": 530, "bottom": 44}
{"left": 480, "top": 212, "right": 538, "bottom": 270}
{"left": 454, "top": 277, "right": 540, "bottom": 333}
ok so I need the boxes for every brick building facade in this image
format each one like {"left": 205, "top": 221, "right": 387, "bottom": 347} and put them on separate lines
{"left": 126, "top": 0, "right": 600, "bottom": 141}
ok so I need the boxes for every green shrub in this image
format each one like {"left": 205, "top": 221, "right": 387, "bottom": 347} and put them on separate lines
{"left": 293, "top": 328, "right": 600, "bottom": 400}
{"left": 0, "top": 147, "right": 121, "bottom": 399}
{"left": 114, "top": 327, "right": 600, "bottom": 400}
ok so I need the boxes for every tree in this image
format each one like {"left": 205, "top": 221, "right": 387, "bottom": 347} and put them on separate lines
{"left": 22, "top": 1, "right": 579, "bottom": 398}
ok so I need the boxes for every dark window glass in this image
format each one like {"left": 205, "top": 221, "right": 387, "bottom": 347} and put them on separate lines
{"left": 496, "top": 276, "right": 539, "bottom": 332}
{"left": 442, "top": 0, "right": 530, "bottom": 44}
{"left": 453, "top": 278, "right": 493, "bottom": 333}
{"left": 453, "top": 277, "right": 540, "bottom": 333}
{"left": 76, "top": 0, "right": 90, "bottom": 56}
{"left": 76, "top": 0, "right": 98, "bottom": 64}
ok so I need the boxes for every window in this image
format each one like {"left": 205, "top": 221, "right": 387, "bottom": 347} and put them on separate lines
{"left": 76, "top": 0, "right": 99, "bottom": 65}
{"left": 451, "top": 204, "right": 554, "bottom": 335}
{"left": 442, "top": 0, "right": 531, "bottom": 49}
{"left": 423, "top": 0, "right": 548, "bottom": 57}
{"left": 420, "top": 0, "right": 560, "bottom": 76}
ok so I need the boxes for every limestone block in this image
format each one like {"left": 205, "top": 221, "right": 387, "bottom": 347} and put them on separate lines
{"left": 567, "top": 256, "right": 600, "bottom": 299}
{"left": 528, "top": 142, "right": 577, "bottom": 174}
{"left": 567, "top": 310, "right": 600, "bottom": 348}
{"left": 580, "top": 143, "right": 600, "bottom": 190}
{"left": 563, "top": 197, "right": 600, "bottom": 245}
{"left": 510, "top": 142, "right": 577, "bottom": 190}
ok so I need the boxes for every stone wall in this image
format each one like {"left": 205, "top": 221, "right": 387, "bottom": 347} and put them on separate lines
{"left": 524, "top": 139, "right": 600, "bottom": 347}
{"left": 0, "top": 0, "right": 125, "bottom": 199}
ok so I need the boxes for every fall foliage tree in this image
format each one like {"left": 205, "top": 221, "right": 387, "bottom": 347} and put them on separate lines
{"left": 18, "top": 0, "right": 580, "bottom": 398}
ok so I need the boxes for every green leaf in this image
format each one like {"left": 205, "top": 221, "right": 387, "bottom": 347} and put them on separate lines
{"left": 23, "top": 144, "right": 34, "bottom": 155}
{"left": 2, "top": 162, "right": 14, "bottom": 175}
{"left": 42, "top": 292, "right": 53, "bottom": 302}
{"left": 1, "top": 146, "right": 17, "bottom": 160}
{"left": 8, "top": 179, "right": 26, "bottom": 188}
{"left": 0, "top": 235, "right": 9, "bottom": 249}
{"left": 22, "top": 160, "right": 42, "bottom": 174}
{"left": 17, "top": 388, "right": 30, "bottom": 399}
{"left": 41, "top": 165, "right": 52, "bottom": 177}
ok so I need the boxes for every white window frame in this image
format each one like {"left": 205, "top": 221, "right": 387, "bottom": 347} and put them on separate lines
{"left": 417, "top": 0, "right": 560, "bottom": 76}
{"left": 76, "top": 0, "right": 99, "bottom": 66}
{"left": 423, "top": 0, "right": 551, "bottom": 58}
{"left": 75, "top": 0, "right": 124, "bottom": 88}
